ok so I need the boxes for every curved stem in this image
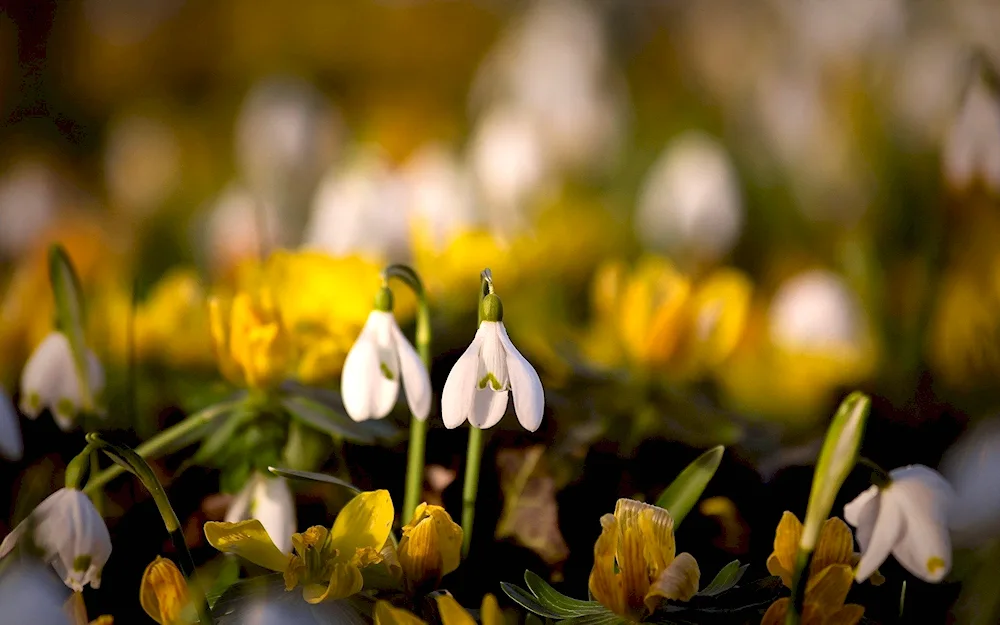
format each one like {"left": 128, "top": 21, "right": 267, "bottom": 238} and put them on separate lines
{"left": 858, "top": 457, "right": 892, "bottom": 488}
{"left": 82, "top": 400, "right": 240, "bottom": 495}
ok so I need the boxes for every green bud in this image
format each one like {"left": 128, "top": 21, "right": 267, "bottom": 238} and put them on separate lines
{"left": 480, "top": 293, "right": 503, "bottom": 322}
{"left": 374, "top": 286, "right": 394, "bottom": 312}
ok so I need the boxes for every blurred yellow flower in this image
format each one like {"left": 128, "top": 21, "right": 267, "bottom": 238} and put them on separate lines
{"left": 929, "top": 265, "right": 1000, "bottom": 389}
{"left": 374, "top": 594, "right": 504, "bottom": 625}
{"left": 397, "top": 503, "right": 462, "bottom": 593}
{"left": 140, "top": 556, "right": 194, "bottom": 625}
{"left": 204, "top": 489, "right": 394, "bottom": 604}
{"left": 589, "top": 499, "right": 700, "bottom": 621}
{"left": 135, "top": 269, "right": 214, "bottom": 368}
{"left": 210, "top": 284, "right": 293, "bottom": 390}
{"left": 412, "top": 226, "right": 515, "bottom": 306}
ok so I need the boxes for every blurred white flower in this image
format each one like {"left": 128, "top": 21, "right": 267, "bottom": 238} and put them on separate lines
{"left": 942, "top": 74, "right": 1000, "bottom": 194}
{"left": 304, "top": 150, "right": 410, "bottom": 261}
{"left": 889, "top": 32, "right": 966, "bottom": 142}
{"left": 204, "top": 182, "right": 283, "bottom": 273}
{"left": 844, "top": 465, "right": 954, "bottom": 583}
{"left": 104, "top": 114, "right": 180, "bottom": 216}
{"left": 225, "top": 472, "right": 296, "bottom": 555}
{"left": 768, "top": 270, "right": 865, "bottom": 353}
{"left": 403, "top": 145, "right": 479, "bottom": 250}
{"left": 0, "top": 385, "right": 23, "bottom": 461}
{"left": 19, "top": 332, "right": 105, "bottom": 432}
{"left": 0, "top": 562, "right": 73, "bottom": 625}
{"left": 634, "top": 132, "right": 743, "bottom": 262}
{"left": 341, "top": 310, "right": 431, "bottom": 423}
{"left": 781, "top": 0, "right": 905, "bottom": 66}
{"left": 942, "top": 418, "right": 1000, "bottom": 546}
{"left": 0, "top": 488, "right": 112, "bottom": 592}
{"left": 0, "top": 161, "right": 60, "bottom": 259}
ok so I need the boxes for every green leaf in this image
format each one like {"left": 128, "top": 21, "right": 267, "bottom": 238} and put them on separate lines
{"left": 281, "top": 395, "right": 381, "bottom": 444}
{"left": 696, "top": 560, "right": 748, "bottom": 597}
{"left": 655, "top": 445, "right": 724, "bottom": 526}
{"left": 556, "top": 611, "right": 625, "bottom": 625}
{"left": 523, "top": 570, "right": 606, "bottom": 617}
{"left": 48, "top": 243, "right": 93, "bottom": 412}
{"left": 501, "top": 582, "right": 563, "bottom": 619}
{"left": 188, "top": 405, "right": 252, "bottom": 468}
{"left": 267, "top": 466, "right": 361, "bottom": 494}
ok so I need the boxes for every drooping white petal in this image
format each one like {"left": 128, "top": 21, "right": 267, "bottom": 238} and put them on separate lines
{"left": 477, "top": 321, "right": 509, "bottom": 391}
{"left": 844, "top": 485, "right": 879, "bottom": 550}
{"left": 0, "top": 386, "right": 23, "bottom": 461}
{"left": 390, "top": 319, "right": 432, "bottom": 421}
{"left": 887, "top": 466, "right": 954, "bottom": 582}
{"left": 441, "top": 327, "right": 488, "bottom": 429}
{"left": 341, "top": 312, "right": 400, "bottom": 422}
{"left": 19, "top": 332, "right": 74, "bottom": 418}
{"left": 496, "top": 322, "right": 544, "bottom": 432}
{"left": 370, "top": 311, "right": 402, "bottom": 419}
{"left": 853, "top": 491, "right": 902, "bottom": 583}
{"left": 224, "top": 475, "right": 256, "bottom": 524}
{"left": 469, "top": 388, "right": 509, "bottom": 429}
{"left": 251, "top": 475, "right": 296, "bottom": 555}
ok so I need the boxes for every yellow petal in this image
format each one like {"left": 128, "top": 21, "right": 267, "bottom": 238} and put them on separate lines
{"left": 760, "top": 598, "right": 788, "bottom": 625}
{"left": 435, "top": 594, "right": 476, "bottom": 625}
{"left": 772, "top": 511, "right": 803, "bottom": 587}
{"left": 828, "top": 604, "right": 865, "bottom": 625}
{"left": 480, "top": 594, "right": 505, "bottom": 625}
{"left": 613, "top": 498, "right": 675, "bottom": 614}
{"left": 636, "top": 504, "right": 676, "bottom": 579}
{"left": 204, "top": 520, "right": 290, "bottom": 572}
{"left": 399, "top": 504, "right": 462, "bottom": 590}
{"left": 140, "top": 556, "right": 192, "bottom": 625}
{"left": 644, "top": 552, "right": 700, "bottom": 613}
{"left": 375, "top": 601, "right": 427, "bottom": 625}
{"left": 588, "top": 513, "right": 626, "bottom": 617}
{"left": 811, "top": 517, "right": 855, "bottom": 577}
{"left": 208, "top": 297, "right": 242, "bottom": 385}
{"left": 301, "top": 561, "right": 363, "bottom": 604}
{"left": 766, "top": 553, "right": 793, "bottom": 589}
{"left": 805, "top": 564, "right": 854, "bottom": 611}
{"left": 682, "top": 268, "right": 753, "bottom": 369}
{"left": 329, "top": 490, "right": 395, "bottom": 562}
{"left": 90, "top": 618, "right": 114, "bottom": 625}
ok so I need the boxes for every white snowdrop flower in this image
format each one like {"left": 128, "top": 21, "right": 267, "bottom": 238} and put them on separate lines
{"left": 204, "top": 182, "right": 284, "bottom": 273}
{"left": 403, "top": 144, "right": 479, "bottom": 251}
{"left": 0, "top": 561, "right": 73, "bottom": 625}
{"left": 942, "top": 74, "right": 1000, "bottom": 194}
{"left": 942, "top": 418, "right": 1000, "bottom": 546}
{"left": 225, "top": 472, "right": 296, "bottom": 555}
{"left": 844, "top": 465, "right": 955, "bottom": 583}
{"left": 0, "top": 161, "right": 60, "bottom": 259}
{"left": 783, "top": 0, "right": 905, "bottom": 66}
{"left": 0, "top": 488, "right": 112, "bottom": 592}
{"left": 442, "top": 292, "right": 544, "bottom": 431}
{"left": 341, "top": 288, "right": 431, "bottom": 423}
{"left": 304, "top": 149, "right": 410, "bottom": 262}
{"left": 635, "top": 132, "right": 743, "bottom": 262}
{"left": 768, "top": 270, "right": 864, "bottom": 353}
{"left": 0, "top": 386, "right": 23, "bottom": 461}
{"left": 19, "top": 332, "right": 105, "bottom": 432}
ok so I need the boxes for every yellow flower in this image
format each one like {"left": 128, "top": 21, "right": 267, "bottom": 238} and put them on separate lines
{"left": 588, "top": 499, "right": 700, "bottom": 621}
{"left": 374, "top": 594, "right": 504, "bottom": 625}
{"left": 412, "top": 226, "right": 516, "bottom": 305}
{"left": 64, "top": 590, "right": 114, "bottom": 625}
{"left": 204, "top": 489, "right": 394, "bottom": 604}
{"left": 134, "top": 269, "right": 214, "bottom": 368}
{"left": 209, "top": 283, "right": 293, "bottom": 390}
{"left": 397, "top": 503, "right": 463, "bottom": 592}
{"left": 140, "top": 556, "right": 194, "bottom": 625}
{"left": 618, "top": 257, "right": 691, "bottom": 367}
{"left": 760, "top": 565, "right": 864, "bottom": 625}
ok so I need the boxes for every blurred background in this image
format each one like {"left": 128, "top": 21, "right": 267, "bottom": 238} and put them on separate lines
{"left": 2, "top": 0, "right": 1000, "bottom": 622}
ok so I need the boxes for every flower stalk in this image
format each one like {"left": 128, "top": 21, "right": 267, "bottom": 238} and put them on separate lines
{"left": 382, "top": 264, "right": 433, "bottom": 526}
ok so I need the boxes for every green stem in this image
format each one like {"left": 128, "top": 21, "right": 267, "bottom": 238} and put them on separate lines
{"left": 82, "top": 400, "right": 239, "bottom": 495}
{"left": 785, "top": 548, "right": 813, "bottom": 625}
{"left": 383, "top": 264, "right": 433, "bottom": 525}
{"left": 858, "top": 457, "right": 892, "bottom": 488}
{"left": 461, "top": 425, "right": 485, "bottom": 557}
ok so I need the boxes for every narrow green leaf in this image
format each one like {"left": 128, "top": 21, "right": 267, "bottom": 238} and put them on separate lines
{"left": 696, "top": 560, "right": 748, "bottom": 597}
{"left": 280, "top": 395, "right": 381, "bottom": 443}
{"left": 524, "top": 570, "right": 607, "bottom": 616}
{"left": 501, "top": 582, "right": 563, "bottom": 619}
{"left": 267, "top": 466, "right": 361, "bottom": 494}
{"left": 654, "top": 445, "right": 724, "bottom": 526}
{"left": 189, "top": 406, "right": 253, "bottom": 467}
{"left": 48, "top": 244, "right": 93, "bottom": 412}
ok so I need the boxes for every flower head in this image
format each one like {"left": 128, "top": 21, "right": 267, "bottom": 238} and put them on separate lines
{"left": 140, "top": 557, "right": 193, "bottom": 625}
{"left": 397, "top": 503, "right": 462, "bottom": 593}
{"left": 441, "top": 293, "right": 544, "bottom": 431}
{"left": 209, "top": 282, "right": 294, "bottom": 390}
{"left": 341, "top": 289, "right": 431, "bottom": 422}
{"left": 224, "top": 472, "right": 296, "bottom": 554}
{"left": 19, "top": 332, "right": 105, "bottom": 431}
{"left": 760, "top": 564, "right": 863, "bottom": 625}
{"left": 205, "top": 489, "right": 394, "bottom": 604}
{"left": 0, "top": 488, "right": 112, "bottom": 592}
{"left": 766, "top": 511, "right": 881, "bottom": 589}
{"left": 0, "top": 385, "right": 23, "bottom": 461}
{"left": 844, "top": 464, "right": 954, "bottom": 583}
{"left": 374, "top": 594, "right": 504, "bottom": 625}
{"left": 588, "top": 499, "right": 700, "bottom": 621}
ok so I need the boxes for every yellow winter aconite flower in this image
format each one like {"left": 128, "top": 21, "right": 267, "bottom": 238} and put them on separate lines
{"left": 134, "top": 268, "right": 214, "bottom": 368}
{"left": 412, "top": 226, "right": 515, "bottom": 305}
{"left": 397, "top": 503, "right": 463, "bottom": 592}
{"left": 588, "top": 499, "right": 700, "bottom": 621}
{"left": 760, "top": 565, "right": 863, "bottom": 625}
{"left": 204, "top": 490, "right": 393, "bottom": 604}
{"left": 209, "top": 284, "right": 293, "bottom": 390}
{"left": 140, "top": 556, "right": 194, "bottom": 625}
{"left": 374, "top": 594, "right": 504, "bottom": 625}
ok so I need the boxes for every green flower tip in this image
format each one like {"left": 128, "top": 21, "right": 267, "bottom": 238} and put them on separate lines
{"left": 481, "top": 293, "right": 503, "bottom": 323}
{"left": 374, "top": 286, "right": 394, "bottom": 312}
{"left": 73, "top": 554, "right": 92, "bottom": 572}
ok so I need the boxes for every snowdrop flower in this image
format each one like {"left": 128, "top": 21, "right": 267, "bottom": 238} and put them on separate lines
{"left": 442, "top": 289, "right": 544, "bottom": 431}
{"left": 942, "top": 418, "right": 1000, "bottom": 546}
{"left": 20, "top": 332, "right": 105, "bottom": 431}
{"left": 769, "top": 270, "right": 865, "bottom": 354}
{"left": 0, "top": 487, "right": 112, "bottom": 591}
{"left": 204, "top": 182, "right": 284, "bottom": 273}
{"left": 225, "top": 472, "right": 296, "bottom": 555}
{"left": 844, "top": 465, "right": 954, "bottom": 583}
{"left": 403, "top": 144, "right": 479, "bottom": 251}
{"left": 942, "top": 74, "right": 1000, "bottom": 194}
{"left": 0, "top": 386, "right": 23, "bottom": 461}
{"left": 341, "top": 286, "right": 431, "bottom": 423}
{"left": 0, "top": 161, "right": 60, "bottom": 259}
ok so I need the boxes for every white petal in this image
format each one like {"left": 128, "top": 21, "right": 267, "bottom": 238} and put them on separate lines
{"left": 19, "top": 332, "right": 74, "bottom": 418}
{"left": 853, "top": 491, "right": 902, "bottom": 583}
{"left": 843, "top": 485, "right": 879, "bottom": 531}
{"left": 469, "top": 389, "right": 509, "bottom": 429}
{"left": 0, "top": 387, "right": 23, "bottom": 461}
{"left": 441, "top": 327, "right": 487, "bottom": 429}
{"left": 369, "top": 311, "right": 402, "bottom": 418}
{"left": 341, "top": 313, "right": 400, "bottom": 422}
{"left": 844, "top": 486, "right": 879, "bottom": 552}
{"left": 477, "top": 322, "right": 509, "bottom": 390}
{"left": 251, "top": 475, "right": 296, "bottom": 554}
{"left": 497, "top": 322, "right": 544, "bottom": 432}
{"left": 31, "top": 488, "right": 112, "bottom": 592}
{"left": 390, "top": 320, "right": 432, "bottom": 421}
{"left": 224, "top": 475, "right": 256, "bottom": 524}
{"left": 886, "top": 466, "right": 954, "bottom": 582}
{"left": 86, "top": 350, "right": 106, "bottom": 401}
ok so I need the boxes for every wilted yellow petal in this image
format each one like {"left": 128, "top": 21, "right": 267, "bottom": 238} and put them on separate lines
{"left": 302, "top": 561, "right": 363, "bottom": 604}
{"left": 828, "top": 604, "right": 865, "bottom": 625}
{"left": 636, "top": 504, "right": 676, "bottom": 578}
{"left": 140, "top": 556, "right": 193, "bottom": 625}
{"left": 435, "top": 594, "right": 477, "bottom": 625}
{"left": 374, "top": 601, "right": 427, "bottom": 625}
{"left": 805, "top": 564, "right": 853, "bottom": 612}
{"left": 399, "top": 510, "right": 442, "bottom": 590}
{"left": 760, "top": 598, "right": 788, "bottom": 625}
{"left": 480, "top": 594, "right": 504, "bottom": 625}
{"left": 811, "top": 517, "right": 855, "bottom": 577}
{"left": 329, "top": 490, "right": 395, "bottom": 560}
{"left": 204, "top": 520, "right": 289, "bottom": 572}
{"left": 588, "top": 513, "right": 626, "bottom": 618}
{"left": 772, "top": 511, "right": 803, "bottom": 588}
{"left": 644, "top": 552, "right": 700, "bottom": 613}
